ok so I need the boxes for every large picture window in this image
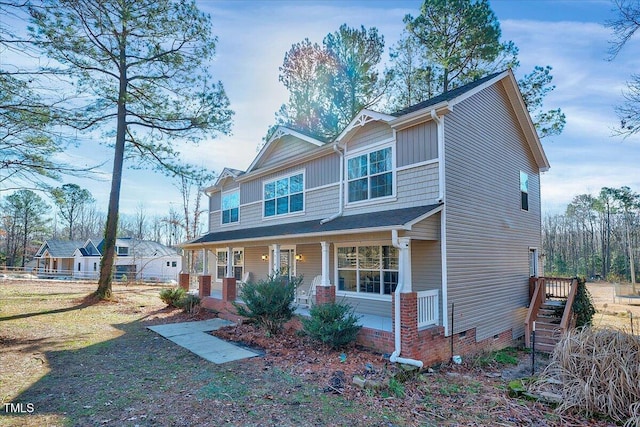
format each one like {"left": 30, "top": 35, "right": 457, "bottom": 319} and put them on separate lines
{"left": 264, "top": 173, "right": 304, "bottom": 217}
{"left": 347, "top": 147, "right": 393, "bottom": 203}
{"left": 520, "top": 171, "right": 529, "bottom": 211}
{"left": 337, "top": 245, "right": 398, "bottom": 296}
{"left": 216, "top": 249, "right": 244, "bottom": 281}
{"left": 222, "top": 191, "right": 239, "bottom": 224}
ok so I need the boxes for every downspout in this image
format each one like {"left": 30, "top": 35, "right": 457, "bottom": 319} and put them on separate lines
{"left": 431, "top": 109, "right": 449, "bottom": 336}
{"left": 389, "top": 229, "right": 424, "bottom": 368}
{"left": 320, "top": 143, "right": 344, "bottom": 224}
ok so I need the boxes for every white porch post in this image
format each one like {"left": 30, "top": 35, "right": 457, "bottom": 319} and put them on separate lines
{"left": 225, "top": 246, "right": 233, "bottom": 278}
{"left": 202, "top": 249, "right": 209, "bottom": 275}
{"left": 320, "top": 241, "right": 330, "bottom": 286}
{"left": 271, "top": 244, "right": 281, "bottom": 275}
{"left": 398, "top": 237, "right": 412, "bottom": 292}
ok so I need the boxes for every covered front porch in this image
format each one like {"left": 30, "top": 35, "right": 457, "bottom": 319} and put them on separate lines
{"left": 180, "top": 205, "right": 445, "bottom": 361}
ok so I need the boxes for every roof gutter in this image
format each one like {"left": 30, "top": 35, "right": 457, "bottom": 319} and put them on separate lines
{"left": 389, "top": 229, "right": 424, "bottom": 369}
{"left": 320, "top": 143, "right": 345, "bottom": 224}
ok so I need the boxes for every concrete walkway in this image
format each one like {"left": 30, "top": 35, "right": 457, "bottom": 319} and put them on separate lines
{"left": 148, "top": 319, "right": 260, "bottom": 364}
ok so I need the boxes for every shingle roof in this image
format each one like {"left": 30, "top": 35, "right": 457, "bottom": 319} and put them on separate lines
{"left": 189, "top": 204, "right": 442, "bottom": 245}
{"left": 40, "top": 240, "right": 85, "bottom": 257}
{"left": 391, "top": 71, "right": 504, "bottom": 117}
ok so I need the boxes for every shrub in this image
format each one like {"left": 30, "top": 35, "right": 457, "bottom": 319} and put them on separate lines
{"left": 180, "top": 294, "right": 201, "bottom": 314}
{"left": 234, "top": 273, "right": 300, "bottom": 336}
{"left": 301, "top": 300, "right": 362, "bottom": 349}
{"left": 159, "top": 287, "right": 186, "bottom": 308}
{"left": 572, "top": 277, "right": 596, "bottom": 328}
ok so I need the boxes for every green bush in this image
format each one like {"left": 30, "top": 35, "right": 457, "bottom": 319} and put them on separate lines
{"left": 572, "top": 277, "right": 596, "bottom": 328}
{"left": 301, "top": 300, "right": 362, "bottom": 349}
{"left": 180, "top": 293, "right": 201, "bottom": 314}
{"left": 233, "top": 273, "right": 300, "bottom": 336}
{"left": 159, "top": 287, "right": 186, "bottom": 308}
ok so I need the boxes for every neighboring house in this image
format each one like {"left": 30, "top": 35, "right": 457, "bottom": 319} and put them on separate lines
{"left": 181, "top": 69, "right": 549, "bottom": 365}
{"left": 34, "top": 238, "right": 182, "bottom": 282}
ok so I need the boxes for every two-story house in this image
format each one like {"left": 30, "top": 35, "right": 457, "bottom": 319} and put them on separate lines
{"left": 181, "top": 69, "right": 549, "bottom": 366}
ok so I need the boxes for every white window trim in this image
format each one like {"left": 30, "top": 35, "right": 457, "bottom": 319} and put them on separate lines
{"left": 334, "top": 242, "right": 398, "bottom": 301}
{"left": 262, "top": 169, "right": 306, "bottom": 220}
{"left": 220, "top": 189, "right": 240, "bottom": 226}
{"left": 344, "top": 143, "right": 396, "bottom": 206}
{"left": 215, "top": 248, "right": 244, "bottom": 282}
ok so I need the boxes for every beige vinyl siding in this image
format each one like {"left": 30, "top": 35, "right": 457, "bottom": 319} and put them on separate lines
{"left": 209, "top": 211, "right": 221, "bottom": 231}
{"left": 345, "top": 121, "right": 393, "bottom": 152}
{"left": 404, "top": 213, "right": 440, "bottom": 240}
{"left": 293, "top": 243, "right": 322, "bottom": 290}
{"left": 344, "top": 163, "right": 440, "bottom": 216}
{"left": 339, "top": 296, "right": 390, "bottom": 318}
{"left": 256, "top": 136, "right": 320, "bottom": 170}
{"left": 240, "top": 154, "right": 339, "bottom": 204}
{"left": 221, "top": 180, "right": 240, "bottom": 193}
{"left": 444, "top": 82, "right": 542, "bottom": 341}
{"left": 243, "top": 246, "right": 269, "bottom": 282}
{"left": 412, "top": 240, "right": 443, "bottom": 323}
{"left": 209, "top": 192, "right": 221, "bottom": 212}
{"left": 397, "top": 121, "right": 438, "bottom": 167}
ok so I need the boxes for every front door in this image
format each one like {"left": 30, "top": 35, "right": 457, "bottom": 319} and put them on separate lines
{"left": 280, "top": 249, "right": 294, "bottom": 284}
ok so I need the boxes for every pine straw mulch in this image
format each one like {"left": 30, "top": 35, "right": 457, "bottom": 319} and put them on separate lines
{"left": 211, "top": 321, "right": 617, "bottom": 426}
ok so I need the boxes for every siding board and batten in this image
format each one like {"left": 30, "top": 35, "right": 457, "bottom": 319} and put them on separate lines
{"left": 397, "top": 121, "right": 438, "bottom": 167}
{"left": 344, "top": 121, "right": 393, "bottom": 152}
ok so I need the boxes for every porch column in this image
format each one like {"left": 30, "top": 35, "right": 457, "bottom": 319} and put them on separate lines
{"left": 398, "top": 237, "right": 412, "bottom": 292}
{"left": 222, "top": 246, "right": 237, "bottom": 301}
{"left": 202, "top": 249, "right": 209, "bottom": 275}
{"left": 271, "top": 244, "right": 280, "bottom": 275}
{"left": 320, "top": 241, "right": 330, "bottom": 286}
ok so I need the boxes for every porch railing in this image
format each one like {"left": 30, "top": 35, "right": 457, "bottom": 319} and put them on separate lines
{"left": 525, "top": 277, "right": 578, "bottom": 347}
{"left": 545, "top": 276, "right": 574, "bottom": 299}
{"left": 417, "top": 289, "right": 439, "bottom": 328}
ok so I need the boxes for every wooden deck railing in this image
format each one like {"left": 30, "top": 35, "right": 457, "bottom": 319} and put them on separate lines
{"left": 525, "top": 277, "right": 578, "bottom": 347}
{"left": 417, "top": 289, "right": 439, "bottom": 328}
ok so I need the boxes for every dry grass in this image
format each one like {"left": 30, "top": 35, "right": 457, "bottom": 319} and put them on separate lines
{"left": 536, "top": 327, "right": 640, "bottom": 426}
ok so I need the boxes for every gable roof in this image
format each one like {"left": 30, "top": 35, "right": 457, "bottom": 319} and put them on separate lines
{"left": 35, "top": 240, "right": 85, "bottom": 258}
{"left": 184, "top": 204, "right": 442, "bottom": 247}
{"left": 245, "top": 126, "right": 327, "bottom": 174}
{"left": 335, "top": 109, "right": 396, "bottom": 145}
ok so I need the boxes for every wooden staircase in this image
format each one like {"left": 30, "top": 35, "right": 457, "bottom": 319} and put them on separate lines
{"left": 525, "top": 277, "right": 578, "bottom": 354}
{"left": 532, "top": 300, "right": 565, "bottom": 353}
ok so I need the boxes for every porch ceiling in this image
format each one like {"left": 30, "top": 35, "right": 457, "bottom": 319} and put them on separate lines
{"left": 185, "top": 204, "right": 442, "bottom": 247}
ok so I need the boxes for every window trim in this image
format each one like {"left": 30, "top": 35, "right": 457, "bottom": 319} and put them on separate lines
{"left": 220, "top": 189, "right": 240, "bottom": 226}
{"left": 215, "top": 248, "right": 244, "bottom": 282}
{"left": 345, "top": 143, "right": 396, "bottom": 206}
{"left": 262, "top": 170, "right": 306, "bottom": 220}
{"left": 520, "top": 171, "right": 529, "bottom": 212}
{"left": 334, "top": 242, "right": 398, "bottom": 301}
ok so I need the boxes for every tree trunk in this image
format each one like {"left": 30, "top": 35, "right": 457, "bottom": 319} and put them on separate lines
{"left": 96, "top": 41, "right": 128, "bottom": 300}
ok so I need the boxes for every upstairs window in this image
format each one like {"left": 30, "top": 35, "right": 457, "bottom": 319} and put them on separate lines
{"left": 520, "top": 171, "right": 529, "bottom": 211}
{"left": 222, "top": 190, "right": 240, "bottom": 224}
{"left": 264, "top": 173, "right": 304, "bottom": 217}
{"left": 117, "top": 246, "right": 129, "bottom": 256}
{"left": 347, "top": 147, "right": 393, "bottom": 203}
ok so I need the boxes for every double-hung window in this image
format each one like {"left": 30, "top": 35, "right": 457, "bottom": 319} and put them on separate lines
{"left": 264, "top": 172, "right": 304, "bottom": 217}
{"left": 222, "top": 190, "right": 240, "bottom": 224}
{"left": 520, "top": 171, "right": 529, "bottom": 211}
{"left": 216, "top": 249, "right": 244, "bottom": 281}
{"left": 347, "top": 147, "right": 393, "bottom": 203}
{"left": 337, "top": 245, "right": 399, "bottom": 296}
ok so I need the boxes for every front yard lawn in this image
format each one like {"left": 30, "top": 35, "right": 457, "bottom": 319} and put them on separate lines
{"left": 0, "top": 280, "right": 613, "bottom": 426}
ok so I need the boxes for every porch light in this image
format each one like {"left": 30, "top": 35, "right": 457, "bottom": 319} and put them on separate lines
{"left": 261, "top": 254, "right": 268, "bottom": 261}
{"left": 295, "top": 254, "right": 303, "bottom": 261}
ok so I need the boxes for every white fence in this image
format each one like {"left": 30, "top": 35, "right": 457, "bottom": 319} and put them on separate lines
{"left": 417, "top": 289, "right": 439, "bottom": 328}
{"left": 1, "top": 267, "right": 177, "bottom": 283}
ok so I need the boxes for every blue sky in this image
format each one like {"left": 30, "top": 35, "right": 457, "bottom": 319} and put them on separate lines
{"left": 33, "top": 1, "right": 640, "bottom": 216}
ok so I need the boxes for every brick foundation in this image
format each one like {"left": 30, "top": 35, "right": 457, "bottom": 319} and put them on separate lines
{"left": 222, "top": 277, "right": 237, "bottom": 302}
{"left": 179, "top": 273, "right": 190, "bottom": 291}
{"left": 315, "top": 285, "right": 335, "bottom": 305}
{"left": 198, "top": 275, "right": 211, "bottom": 298}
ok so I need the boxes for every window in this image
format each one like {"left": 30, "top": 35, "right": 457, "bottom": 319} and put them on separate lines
{"left": 222, "top": 191, "right": 239, "bottom": 224}
{"left": 77, "top": 262, "right": 81, "bottom": 272}
{"left": 264, "top": 173, "right": 304, "bottom": 217}
{"left": 171, "top": 261, "right": 177, "bottom": 268}
{"left": 520, "top": 171, "right": 529, "bottom": 211}
{"left": 337, "top": 245, "right": 398, "bottom": 296}
{"left": 347, "top": 147, "right": 393, "bottom": 203}
{"left": 216, "top": 249, "right": 244, "bottom": 281}
{"left": 167, "top": 261, "right": 170, "bottom": 267}
{"left": 117, "top": 246, "right": 129, "bottom": 256}
{"left": 93, "top": 262, "right": 97, "bottom": 271}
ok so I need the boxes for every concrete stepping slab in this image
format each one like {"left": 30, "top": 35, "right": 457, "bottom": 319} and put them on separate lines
{"left": 148, "top": 319, "right": 259, "bottom": 364}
